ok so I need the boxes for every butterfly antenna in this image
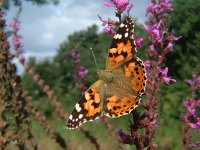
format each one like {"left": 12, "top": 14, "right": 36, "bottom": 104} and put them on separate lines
{"left": 90, "top": 47, "right": 100, "bottom": 72}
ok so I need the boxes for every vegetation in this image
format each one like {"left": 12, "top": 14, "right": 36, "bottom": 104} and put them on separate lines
{"left": 1, "top": 0, "right": 199, "bottom": 149}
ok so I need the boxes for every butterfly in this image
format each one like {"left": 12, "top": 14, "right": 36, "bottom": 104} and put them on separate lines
{"left": 67, "top": 17, "right": 147, "bottom": 129}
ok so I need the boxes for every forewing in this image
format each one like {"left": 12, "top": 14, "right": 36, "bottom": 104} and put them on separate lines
{"left": 106, "top": 17, "right": 137, "bottom": 70}
{"left": 67, "top": 81, "right": 102, "bottom": 129}
{"left": 104, "top": 57, "right": 147, "bottom": 118}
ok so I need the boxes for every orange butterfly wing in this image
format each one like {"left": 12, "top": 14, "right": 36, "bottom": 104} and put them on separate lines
{"left": 67, "top": 81, "right": 102, "bottom": 129}
{"left": 106, "top": 17, "right": 137, "bottom": 70}
{"left": 104, "top": 57, "right": 147, "bottom": 117}
{"left": 102, "top": 17, "right": 146, "bottom": 117}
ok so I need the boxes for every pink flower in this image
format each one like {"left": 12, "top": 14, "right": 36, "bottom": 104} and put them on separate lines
{"left": 191, "top": 142, "right": 200, "bottom": 147}
{"left": 118, "top": 129, "right": 133, "bottom": 144}
{"left": 10, "top": 18, "right": 20, "bottom": 31}
{"left": 163, "top": 42, "right": 173, "bottom": 52}
{"left": 10, "top": 16, "right": 24, "bottom": 55}
{"left": 103, "top": 26, "right": 115, "bottom": 36}
{"left": 185, "top": 74, "right": 200, "bottom": 89}
{"left": 149, "top": 45, "right": 155, "bottom": 52}
{"left": 144, "top": 60, "right": 150, "bottom": 68}
{"left": 168, "top": 35, "right": 181, "bottom": 42}
{"left": 160, "top": 0, "right": 173, "bottom": 11}
{"left": 104, "top": 0, "right": 133, "bottom": 13}
{"left": 135, "top": 37, "right": 143, "bottom": 49}
{"left": 144, "top": 22, "right": 163, "bottom": 44}
{"left": 134, "top": 35, "right": 143, "bottom": 49}
{"left": 146, "top": 3, "right": 163, "bottom": 15}
{"left": 98, "top": 15, "right": 109, "bottom": 26}
{"left": 146, "top": 0, "right": 173, "bottom": 15}
{"left": 98, "top": 15, "right": 118, "bottom": 36}
{"left": 158, "top": 67, "right": 176, "bottom": 84}
{"left": 78, "top": 66, "right": 88, "bottom": 77}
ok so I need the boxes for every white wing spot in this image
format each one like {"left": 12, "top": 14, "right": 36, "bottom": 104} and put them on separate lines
{"left": 114, "top": 34, "right": 118, "bottom": 39}
{"left": 75, "top": 103, "right": 81, "bottom": 112}
{"left": 125, "top": 32, "right": 129, "bottom": 38}
{"left": 131, "top": 35, "right": 134, "bottom": 39}
{"left": 69, "top": 115, "right": 73, "bottom": 120}
{"left": 120, "top": 23, "right": 125, "bottom": 28}
{"left": 114, "top": 34, "right": 122, "bottom": 39}
{"left": 79, "top": 114, "right": 83, "bottom": 119}
{"left": 118, "top": 34, "right": 122, "bottom": 39}
{"left": 75, "top": 103, "right": 79, "bottom": 108}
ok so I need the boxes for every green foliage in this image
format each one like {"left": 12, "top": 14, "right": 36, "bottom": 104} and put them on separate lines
{"left": 55, "top": 25, "right": 105, "bottom": 87}
{"left": 166, "top": 0, "right": 200, "bottom": 80}
{"left": 156, "top": 82, "right": 190, "bottom": 149}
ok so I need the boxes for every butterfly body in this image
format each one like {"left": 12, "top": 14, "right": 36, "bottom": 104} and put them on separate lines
{"left": 67, "top": 17, "right": 147, "bottom": 129}
{"left": 98, "top": 70, "right": 113, "bottom": 82}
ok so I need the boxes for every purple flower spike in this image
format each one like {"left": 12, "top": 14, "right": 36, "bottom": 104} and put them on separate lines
{"left": 10, "top": 14, "right": 24, "bottom": 55}
{"left": 181, "top": 99, "right": 200, "bottom": 131}
{"left": 69, "top": 49, "right": 89, "bottom": 92}
{"left": 181, "top": 74, "right": 200, "bottom": 148}
{"left": 146, "top": 0, "right": 173, "bottom": 15}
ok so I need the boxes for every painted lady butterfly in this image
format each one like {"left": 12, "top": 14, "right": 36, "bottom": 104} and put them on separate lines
{"left": 67, "top": 17, "right": 147, "bottom": 129}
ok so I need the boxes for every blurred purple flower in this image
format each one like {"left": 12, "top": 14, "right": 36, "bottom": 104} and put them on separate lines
{"left": 70, "top": 49, "right": 80, "bottom": 63}
{"left": 98, "top": 15, "right": 109, "bottom": 26}
{"left": 185, "top": 79, "right": 193, "bottom": 85}
{"left": 189, "top": 121, "right": 200, "bottom": 130}
{"left": 10, "top": 18, "right": 20, "bottom": 31}
{"left": 185, "top": 74, "right": 200, "bottom": 89}
{"left": 144, "top": 60, "right": 150, "bottom": 68}
{"left": 78, "top": 66, "right": 88, "bottom": 77}
{"left": 69, "top": 49, "right": 89, "bottom": 92}
{"left": 163, "top": 43, "right": 173, "bottom": 52}
{"left": 104, "top": 0, "right": 133, "bottom": 13}
{"left": 191, "top": 142, "right": 200, "bottom": 147}
{"left": 134, "top": 35, "right": 143, "bottom": 49}
{"left": 168, "top": 34, "right": 181, "bottom": 42}
{"left": 104, "top": 26, "right": 116, "bottom": 36}
{"left": 145, "top": 22, "right": 163, "bottom": 44}
{"left": 158, "top": 67, "right": 176, "bottom": 84}
{"left": 146, "top": 0, "right": 173, "bottom": 15}
{"left": 181, "top": 74, "right": 200, "bottom": 148}
{"left": 160, "top": 0, "right": 173, "bottom": 11}
{"left": 98, "top": 15, "right": 118, "bottom": 36}
{"left": 118, "top": 129, "right": 133, "bottom": 144}
{"left": 10, "top": 14, "right": 24, "bottom": 55}
{"left": 181, "top": 99, "right": 200, "bottom": 132}
{"left": 149, "top": 45, "right": 155, "bottom": 52}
